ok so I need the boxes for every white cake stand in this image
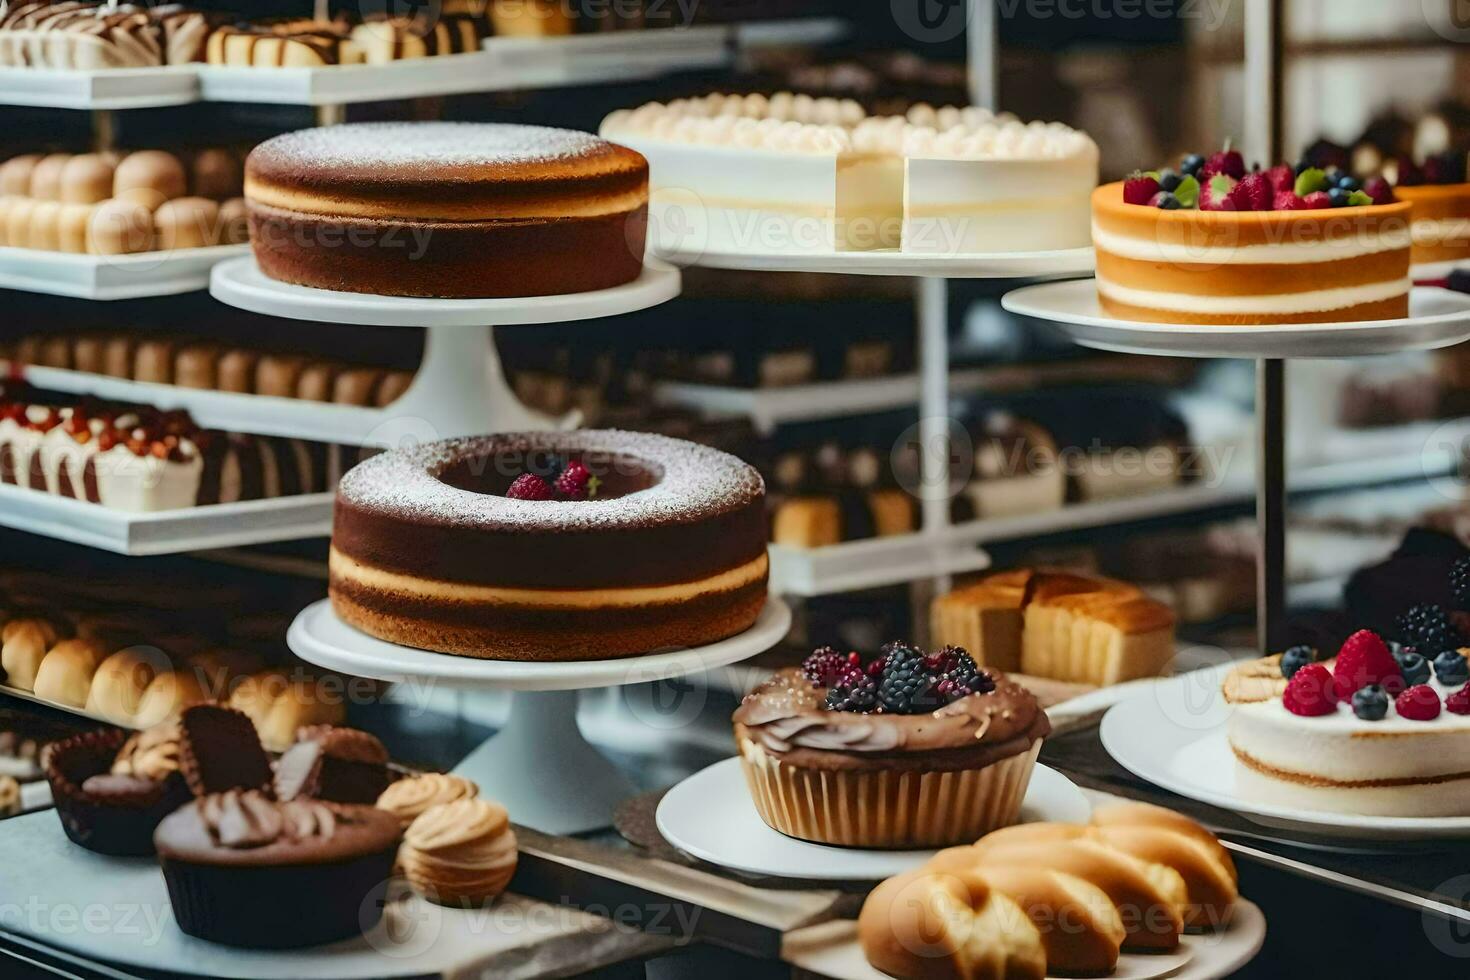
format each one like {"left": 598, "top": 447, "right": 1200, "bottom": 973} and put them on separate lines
{"left": 290, "top": 597, "right": 791, "bottom": 833}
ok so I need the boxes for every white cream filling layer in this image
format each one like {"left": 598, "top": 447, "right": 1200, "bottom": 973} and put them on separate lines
{"left": 1092, "top": 223, "right": 1412, "bottom": 265}
{"left": 1096, "top": 276, "right": 1410, "bottom": 315}
{"left": 1411, "top": 218, "right": 1470, "bottom": 245}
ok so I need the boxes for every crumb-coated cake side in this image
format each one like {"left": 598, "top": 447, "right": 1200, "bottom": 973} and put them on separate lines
{"left": 244, "top": 122, "right": 649, "bottom": 298}
{"left": 329, "top": 430, "right": 769, "bottom": 661}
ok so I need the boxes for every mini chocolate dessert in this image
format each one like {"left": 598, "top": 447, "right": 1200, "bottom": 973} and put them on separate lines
{"left": 733, "top": 644, "right": 1050, "bottom": 847}
{"left": 274, "top": 725, "right": 391, "bottom": 804}
{"left": 43, "top": 724, "right": 192, "bottom": 855}
{"left": 155, "top": 789, "right": 401, "bottom": 948}
{"left": 177, "top": 703, "right": 273, "bottom": 796}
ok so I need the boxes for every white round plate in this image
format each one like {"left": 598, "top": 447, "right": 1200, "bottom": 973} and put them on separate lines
{"left": 287, "top": 596, "right": 791, "bottom": 691}
{"left": 1001, "top": 281, "right": 1470, "bottom": 358}
{"left": 1412, "top": 259, "right": 1470, "bottom": 281}
{"left": 1100, "top": 669, "right": 1470, "bottom": 841}
{"left": 656, "top": 757, "right": 1090, "bottom": 881}
{"left": 209, "top": 255, "right": 680, "bottom": 327}
{"left": 654, "top": 242, "right": 1096, "bottom": 279}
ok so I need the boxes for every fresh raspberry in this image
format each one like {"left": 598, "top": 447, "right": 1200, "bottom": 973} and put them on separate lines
{"left": 1363, "top": 176, "right": 1394, "bottom": 205}
{"left": 1283, "top": 663, "right": 1337, "bottom": 717}
{"left": 1199, "top": 174, "right": 1238, "bottom": 211}
{"left": 1301, "top": 191, "right": 1333, "bottom": 209}
{"left": 1272, "top": 191, "right": 1307, "bottom": 211}
{"left": 1231, "top": 172, "right": 1271, "bottom": 210}
{"left": 554, "top": 460, "right": 592, "bottom": 500}
{"left": 1333, "top": 629, "right": 1402, "bottom": 698}
{"left": 1123, "top": 172, "right": 1161, "bottom": 206}
{"left": 802, "top": 647, "right": 860, "bottom": 687}
{"left": 1446, "top": 684, "right": 1470, "bottom": 716}
{"left": 1396, "top": 684, "right": 1442, "bottom": 721}
{"left": 1201, "top": 148, "right": 1246, "bottom": 181}
{"left": 506, "top": 473, "right": 553, "bottom": 500}
{"left": 1264, "top": 164, "right": 1295, "bottom": 195}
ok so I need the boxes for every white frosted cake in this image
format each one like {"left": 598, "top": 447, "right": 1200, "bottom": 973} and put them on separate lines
{"left": 1224, "top": 631, "right": 1470, "bottom": 817}
{"left": 599, "top": 93, "right": 1097, "bottom": 256}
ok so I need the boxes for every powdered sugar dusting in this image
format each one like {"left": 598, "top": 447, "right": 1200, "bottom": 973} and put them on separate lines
{"left": 338, "top": 430, "right": 764, "bottom": 531}
{"left": 251, "top": 122, "right": 618, "bottom": 174}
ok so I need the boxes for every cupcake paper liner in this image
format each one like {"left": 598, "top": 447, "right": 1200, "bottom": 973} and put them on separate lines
{"left": 43, "top": 728, "right": 191, "bottom": 857}
{"left": 738, "top": 738, "right": 1041, "bottom": 848}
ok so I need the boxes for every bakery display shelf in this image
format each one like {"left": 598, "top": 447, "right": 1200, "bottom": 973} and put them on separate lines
{"left": 0, "top": 484, "right": 332, "bottom": 555}
{"left": 0, "top": 243, "right": 248, "bottom": 300}
{"left": 483, "top": 25, "right": 732, "bottom": 91}
{"left": 198, "top": 49, "right": 512, "bottom": 107}
{"left": 0, "top": 684, "right": 124, "bottom": 729}
{"left": 0, "top": 64, "right": 198, "bottom": 109}
{"left": 770, "top": 535, "right": 990, "bottom": 597}
{"left": 288, "top": 597, "right": 791, "bottom": 833}
{"left": 654, "top": 237, "right": 1097, "bottom": 279}
{"left": 1001, "top": 281, "right": 1470, "bottom": 359}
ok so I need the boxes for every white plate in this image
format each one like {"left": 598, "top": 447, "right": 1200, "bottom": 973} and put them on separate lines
{"left": 210, "top": 255, "right": 681, "bottom": 328}
{"left": 1100, "top": 670, "right": 1470, "bottom": 841}
{"left": 781, "top": 900, "right": 1265, "bottom": 980}
{"left": 1001, "top": 281, "right": 1470, "bottom": 358}
{"left": 0, "top": 243, "right": 247, "bottom": 300}
{"left": 656, "top": 757, "right": 1090, "bottom": 881}
{"left": 0, "top": 65, "right": 197, "bottom": 109}
{"left": 287, "top": 596, "right": 791, "bottom": 692}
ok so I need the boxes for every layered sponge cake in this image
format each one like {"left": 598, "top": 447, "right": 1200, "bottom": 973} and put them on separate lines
{"left": 932, "top": 570, "right": 1175, "bottom": 686}
{"left": 1094, "top": 147, "right": 1413, "bottom": 324}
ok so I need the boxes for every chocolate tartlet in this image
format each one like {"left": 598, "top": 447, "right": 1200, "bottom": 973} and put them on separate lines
{"left": 43, "top": 725, "right": 191, "bottom": 856}
{"left": 733, "top": 646, "right": 1050, "bottom": 847}
{"left": 244, "top": 122, "right": 649, "bottom": 298}
{"left": 275, "top": 725, "right": 391, "bottom": 804}
{"left": 329, "top": 430, "right": 769, "bottom": 661}
{"left": 155, "top": 789, "right": 401, "bottom": 948}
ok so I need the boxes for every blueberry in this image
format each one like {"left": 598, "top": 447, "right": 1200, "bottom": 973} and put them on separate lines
{"left": 1158, "top": 168, "right": 1182, "bottom": 192}
{"left": 1434, "top": 650, "right": 1470, "bottom": 686}
{"left": 1398, "top": 651, "right": 1431, "bottom": 686}
{"left": 1327, "top": 187, "right": 1352, "bottom": 207}
{"left": 1151, "top": 191, "right": 1181, "bottom": 210}
{"left": 1181, "top": 154, "right": 1206, "bottom": 178}
{"left": 1280, "top": 645, "right": 1317, "bottom": 679}
{"left": 1336, "top": 174, "right": 1361, "bottom": 192}
{"left": 1352, "top": 684, "right": 1390, "bottom": 721}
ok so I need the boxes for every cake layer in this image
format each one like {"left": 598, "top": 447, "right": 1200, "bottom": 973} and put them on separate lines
{"left": 1097, "top": 289, "right": 1409, "bottom": 325}
{"left": 1395, "top": 183, "right": 1470, "bottom": 264}
{"left": 1232, "top": 745, "right": 1470, "bottom": 818}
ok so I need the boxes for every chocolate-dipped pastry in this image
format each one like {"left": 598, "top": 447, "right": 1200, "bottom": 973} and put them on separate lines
{"left": 244, "top": 122, "right": 648, "bottom": 298}
{"left": 154, "top": 789, "right": 401, "bottom": 948}
{"left": 329, "top": 430, "right": 768, "bottom": 661}
{"left": 274, "top": 725, "right": 390, "bottom": 804}
{"left": 43, "top": 726, "right": 192, "bottom": 855}
{"left": 177, "top": 703, "right": 272, "bottom": 796}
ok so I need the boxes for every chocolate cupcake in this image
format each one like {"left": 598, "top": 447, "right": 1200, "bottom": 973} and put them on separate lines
{"left": 274, "top": 725, "right": 391, "bottom": 805}
{"left": 155, "top": 789, "right": 401, "bottom": 948}
{"left": 732, "top": 644, "right": 1050, "bottom": 848}
{"left": 43, "top": 725, "right": 191, "bottom": 855}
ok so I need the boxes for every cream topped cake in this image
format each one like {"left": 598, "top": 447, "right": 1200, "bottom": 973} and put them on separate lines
{"left": 599, "top": 93, "right": 1097, "bottom": 255}
{"left": 1385, "top": 151, "right": 1470, "bottom": 267}
{"left": 1225, "top": 625, "right": 1470, "bottom": 817}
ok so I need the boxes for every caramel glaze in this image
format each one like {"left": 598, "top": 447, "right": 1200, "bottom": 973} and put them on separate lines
{"left": 733, "top": 667, "right": 1050, "bottom": 773}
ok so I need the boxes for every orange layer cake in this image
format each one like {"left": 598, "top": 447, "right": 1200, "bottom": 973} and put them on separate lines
{"left": 1092, "top": 182, "right": 1412, "bottom": 325}
{"left": 1395, "top": 183, "right": 1470, "bottom": 266}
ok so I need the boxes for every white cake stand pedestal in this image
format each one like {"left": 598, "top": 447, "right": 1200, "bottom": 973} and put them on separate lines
{"left": 289, "top": 598, "right": 792, "bottom": 833}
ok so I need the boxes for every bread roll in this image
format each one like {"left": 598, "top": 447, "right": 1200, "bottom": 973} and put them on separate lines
{"left": 1090, "top": 825, "right": 1237, "bottom": 931}
{"left": 57, "top": 203, "right": 94, "bottom": 253}
{"left": 216, "top": 348, "right": 259, "bottom": 393}
{"left": 375, "top": 370, "right": 414, "bottom": 406}
{"left": 85, "top": 646, "right": 169, "bottom": 723}
{"left": 87, "top": 199, "right": 154, "bottom": 255}
{"left": 133, "top": 669, "right": 210, "bottom": 728}
{"left": 859, "top": 867, "right": 1046, "bottom": 980}
{"left": 103, "top": 336, "right": 137, "bottom": 377}
{"left": 1, "top": 618, "right": 65, "bottom": 691}
{"left": 59, "top": 154, "right": 115, "bottom": 205}
{"left": 33, "top": 637, "right": 114, "bottom": 707}
{"left": 73, "top": 335, "right": 106, "bottom": 374}
{"left": 4, "top": 198, "right": 36, "bottom": 249}
{"left": 217, "top": 197, "right": 248, "bottom": 244}
{"left": 184, "top": 648, "right": 261, "bottom": 698}
{"left": 132, "top": 340, "right": 176, "bottom": 383}
{"left": 960, "top": 863, "right": 1125, "bottom": 976}
{"left": 113, "top": 150, "right": 186, "bottom": 210}
{"left": 26, "top": 200, "right": 62, "bottom": 251}
{"left": 173, "top": 343, "right": 219, "bottom": 389}
{"left": 333, "top": 367, "right": 384, "bottom": 406}
{"left": 297, "top": 361, "right": 339, "bottom": 402}
{"left": 255, "top": 354, "right": 308, "bottom": 398}
{"left": 258, "top": 677, "right": 345, "bottom": 751}
{"left": 190, "top": 147, "right": 242, "bottom": 199}
{"left": 154, "top": 196, "right": 220, "bottom": 250}
{"left": 1089, "top": 802, "right": 1237, "bottom": 883}
{"left": 0, "top": 154, "right": 41, "bottom": 197}
{"left": 37, "top": 335, "right": 71, "bottom": 369}
{"left": 29, "top": 153, "right": 72, "bottom": 201}
{"left": 226, "top": 669, "right": 291, "bottom": 727}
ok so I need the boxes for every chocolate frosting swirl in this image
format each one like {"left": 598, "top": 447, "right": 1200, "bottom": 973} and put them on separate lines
{"left": 199, "top": 789, "right": 342, "bottom": 849}
{"left": 732, "top": 667, "right": 1049, "bottom": 771}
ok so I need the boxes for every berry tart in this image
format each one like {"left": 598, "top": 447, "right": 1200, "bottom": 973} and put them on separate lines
{"left": 330, "top": 430, "right": 768, "bottom": 661}
{"left": 1224, "top": 625, "right": 1470, "bottom": 816}
{"left": 1092, "top": 146, "right": 1413, "bottom": 324}
{"left": 732, "top": 644, "right": 1050, "bottom": 847}
{"left": 1385, "top": 151, "right": 1470, "bottom": 267}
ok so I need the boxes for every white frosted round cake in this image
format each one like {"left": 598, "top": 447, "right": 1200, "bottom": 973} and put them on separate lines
{"left": 1224, "top": 629, "right": 1470, "bottom": 816}
{"left": 599, "top": 93, "right": 1097, "bottom": 255}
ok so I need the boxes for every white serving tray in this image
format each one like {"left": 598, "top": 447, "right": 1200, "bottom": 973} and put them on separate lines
{"left": 769, "top": 537, "right": 991, "bottom": 597}
{"left": 0, "top": 244, "right": 248, "bottom": 300}
{"left": 0, "top": 65, "right": 198, "bottom": 109}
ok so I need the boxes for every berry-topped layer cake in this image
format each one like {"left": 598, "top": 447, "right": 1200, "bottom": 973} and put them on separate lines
{"left": 1386, "top": 150, "right": 1470, "bottom": 267}
{"left": 732, "top": 643, "right": 1049, "bottom": 847}
{"left": 329, "top": 430, "right": 768, "bottom": 661}
{"left": 1092, "top": 146, "right": 1413, "bottom": 324}
{"left": 1225, "top": 611, "right": 1470, "bottom": 817}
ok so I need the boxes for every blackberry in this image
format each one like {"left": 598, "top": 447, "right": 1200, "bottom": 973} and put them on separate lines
{"left": 877, "top": 657, "right": 943, "bottom": 715}
{"left": 1396, "top": 604, "right": 1464, "bottom": 655}
{"left": 1451, "top": 557, "right": 1470, "bottom": 611}
{"left": 825, "top": 673, "right": 878, "bottom": 713}
{"left": 802, "top": 647, "right": 856, "bottom": 687}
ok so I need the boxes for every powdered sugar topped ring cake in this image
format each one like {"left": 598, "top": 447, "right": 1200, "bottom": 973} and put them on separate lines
{"left": 1224, "top": 628, "right": 1470, "bottom": 816}
{"left": 245, "top": 122, "right": 649, "bottom": 298}
{"left": 329, "top": 430, "right": 768, "bottom": 662}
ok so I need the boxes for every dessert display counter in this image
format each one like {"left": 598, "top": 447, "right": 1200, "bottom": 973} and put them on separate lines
{"left": 0, "top": 64, "right": 198, "bottom": 110}
{"left": 0, "top": 243, "right": 249, "bottom": 300}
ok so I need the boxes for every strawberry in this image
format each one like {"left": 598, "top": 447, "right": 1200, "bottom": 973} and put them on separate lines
{"left": 1201, "top": 147, "right": 1246, "bottom": 181}
{"left": 1198, "top": 174, "right": 1238, "bottom": 211}
{"left": 1283, "top": 663, "right": 1337, "bottom": 716}
{"left": 1123, "top": 172, "right": 1161, "bottom": 206}
{"left": 1333, "top": 629, "right": 1402, "bottom": 698}
{"left": 1396, "top": 685, "right": 1442, "bottom": 722}
{"left": 506, "top": 473, "right": 553, "bottom": 501}
{"left": 1363, "top": 176, "right": 1394, "bottom": 205}
{"left": 1264, "top": 163, "right": 1295, "bottom": 195}
{"left": 1232, "top": 172, "right": 1271, "bottom": 210}
{"left": 1301, "top": 191, "right": 1333, "bottom": 209}
{"left": 1272, "top": 191, "right": 1307, "bottom": 211}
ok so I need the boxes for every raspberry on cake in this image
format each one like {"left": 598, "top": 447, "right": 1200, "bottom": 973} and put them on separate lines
{"left": 328, "top": 430, "right": 769, "bottom": 662}
{"left": 1094, "top": 147, "right": 1413, "bottom": 325}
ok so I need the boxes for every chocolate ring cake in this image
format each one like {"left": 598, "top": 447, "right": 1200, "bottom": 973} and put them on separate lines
{"left": 329, "top": 430, "right": 769, "bottom": 661}
{"left": 244, "top": 122, "right": 649, "bottom": 298}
